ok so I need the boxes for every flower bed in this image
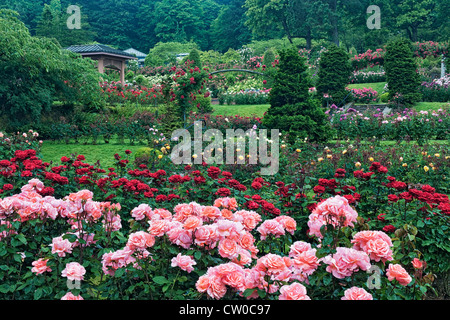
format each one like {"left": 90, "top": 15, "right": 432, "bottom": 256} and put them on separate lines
{"left": 0, "top": 143, "right": 449, "bottom": 300}
{"left": 329, "top": 106, "right": 450, "bottom": 143}
{"left": 420, "top": 75, "right": 450, "bottom": 102}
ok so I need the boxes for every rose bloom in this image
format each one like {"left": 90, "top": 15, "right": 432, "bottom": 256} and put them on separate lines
{"left": 289, "top": 241, "right": 313, "bottom": 257}
{"left": 365, "top": 238, "right": 393, "bottom": 263}
{"left": 50, "top": 236, "right": 73, "bottom": 257}
{"left": 412, "top": 258, "right": 426, "bottom": 269}
{"left": 183, "top": 215, "right": 203, "bottom": 231}
{"left": 257, "top": 219, "right": 285, "bottom": 240}
{"left": 275, "top": 215, "right": 297, "bottom": 235}
{"left": 147, "top": 219, "right": 169, "bottom": 237}
{"left": 31, "top": 258, "right": 52, "bottom": 275}
{"left": 341, "top": 287, "right": 373, "bottom": 300}
{"left": 279, "top": 282, "right": 311, "bottom": 300}
{"left": 171, "top": 253, "right": 196, "bottom": 273}
{"left": 386, "top": 263, "right": 412, "bottom": 286}
{"left": 323, "top": 247, "right": 371, "bottom": 279}
{"left": 201, "top": 206, "right": 222, "bottom": 221}
{"left": 61, "top": 262, "right": 86, "bottom": 281}
{"left": 60, "top": 292, "right": 84, "bottom": 300}
{"left": 218, "top": 238, "right": 239, "bottom": 259}
{"left": 151, "top": 208, "right": 172, "bottom": 221}
{"left": 291, "top": 248, "right": 320, "bottom": 276}
{"left": 131, "top": 203, "right": 153, "bottom": 221}
{"left": 194, "top": 224, "right": 219, "bottom": 248}
{"left": 126, "top": 231, "right": 155, "bottom": 251}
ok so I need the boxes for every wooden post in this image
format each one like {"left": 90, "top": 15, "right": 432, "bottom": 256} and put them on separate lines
{"left": 97, "top": 57, "right": 104, "bottom": 74}
{"left": 120, "top": 60, "right": 125, "bottom": 84}
{"left": 441, "top": 54, "right": 446, "bottom": 78}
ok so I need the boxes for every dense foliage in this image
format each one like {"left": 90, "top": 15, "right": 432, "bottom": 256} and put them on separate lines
{"left": 384, "top": 38, "right": 423, "bottom": 108}
{"left": 0, "top": 9, "right": 103, "bottom": 129}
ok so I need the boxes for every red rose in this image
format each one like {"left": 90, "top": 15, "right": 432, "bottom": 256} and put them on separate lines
{"left": 313, "top": 185, "right": 326, "bottom": 194}
{"left": 383, "top": 224, "right": 396, "bottom": 233}
{"left": 215, "top": 187, "right": 231, "bottom": 197}
{"left": 388, "top": 194, "right": 399, "bottom": 202}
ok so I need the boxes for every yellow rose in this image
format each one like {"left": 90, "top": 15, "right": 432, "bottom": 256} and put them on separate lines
{"left": 402, "top": 163, "right": 408, "bottom": 167}
{"left": 296, "top": 149, "right": 301, "bottom": 153}
{"left": 423, "top": 166, "right": 429, "bottom": 172}
{"left": 158, "top": 155, "right": 163, "bottom": 159}
{"left": 318, "top": 157, "right": 323, "bottom": 162}
{"left": 327, "top": 154, "right": 332, "bottom": 159}
{"left": 435, "top": 153, "right": 440, "bottom": 157}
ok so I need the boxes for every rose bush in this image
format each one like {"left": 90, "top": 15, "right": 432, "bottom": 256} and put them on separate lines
{"left": 0, "top": 140, "right": 448, "bottom": 300}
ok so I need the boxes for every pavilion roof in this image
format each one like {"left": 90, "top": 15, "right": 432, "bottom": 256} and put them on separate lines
{"left": 65, "top": 44, "right": 137, "bottom": 59}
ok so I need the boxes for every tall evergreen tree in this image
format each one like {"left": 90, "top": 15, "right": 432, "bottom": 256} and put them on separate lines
{"left": 263, "top": 47, "right": 331, "bottom": 143}
{"left": 384, "top": 38, "right": 422, "bottom": 107}
{"left": 316, "top": 44, "right": 352, "bottom": 107}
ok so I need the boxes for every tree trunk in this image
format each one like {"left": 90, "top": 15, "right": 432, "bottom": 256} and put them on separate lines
{"left": 329, "top": 0, "right": 339, "bottom": 46}
{"left": 306, "top": 27, "right": 312, "bottom": 50}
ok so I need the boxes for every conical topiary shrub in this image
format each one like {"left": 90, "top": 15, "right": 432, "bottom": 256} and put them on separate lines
{"left": 384, "top": 38, "right": 422, "bottom": 108}
{"left": 316, "top": 44, "right": 352, "bottom": 107}
{"left": 262, "top": 47, "right": 331, "bottom": 143}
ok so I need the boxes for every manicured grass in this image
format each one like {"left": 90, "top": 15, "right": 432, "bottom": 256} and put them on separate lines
{"left": 347, "top": 82, "right": 387, "bottom": 94}
{"left": 40, "top": 139, "right": 147, "bottom": 169}
{"left": 413, "top": 101, "right": 449, "bottom": 111}
{"left": 212, "top": 104, "right": 269, "bottom": 117}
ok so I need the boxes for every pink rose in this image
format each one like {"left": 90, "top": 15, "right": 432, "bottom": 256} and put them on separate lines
{"left": 341, "top": 287, "right": 373, "bottom": 300}
{"left": 323, "top": 247, "right": 371, "bottom": 279}
{"left": 31, "top": 258, "right": 52, "bottom": 275}
{"left": 412, "top": 258, "right": 425, "bottom": 269}
{"left": 61, "top": 262, "right": 86, "bottom": 281}
{"left": 126, "top": 231, "right": 155, "bottom": 251}
{"left": 131, "top": 204, "right": 153, "bottom": 221}
{"left": 171, "top": 253, "right": 196, "bottom": 273}
{"left": 60, "top": 292, "right": 84, "bottom": 300}
{"left": 50, "top": 236, "right": 73, "bottom": 257}
{"left": 386, "top": 263, "right": 412, "bottom": 286}
{"left": 279, "top": 282, "right": 311, "bottom": 300}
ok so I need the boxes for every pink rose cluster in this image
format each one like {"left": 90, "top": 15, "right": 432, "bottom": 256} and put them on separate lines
{"left": 307, "top": 195, "right": 358, "bottom": 239}
{"left": 0, "top": 179, "right": 123, "bottom": 241}
{"left": 195, "top": 241, "right": 320, "bottom": 300}
{"left": 351, "top": 230, "right": 394, "bottom": 263}
{"left": 129, "top": 198, "right": 263, "bottom": 267}
{"left": 256, "top": 215, "right": 296, "bottom": 240}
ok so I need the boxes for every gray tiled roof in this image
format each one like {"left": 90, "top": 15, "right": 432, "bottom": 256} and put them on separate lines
{"left": 124, "top": 48, "right": 147, "bottom": 58}
{"left": 65, "top": 44, "right": 136, "bottom": 58}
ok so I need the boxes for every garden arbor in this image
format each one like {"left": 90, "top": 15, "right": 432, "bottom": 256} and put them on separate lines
{"left": 66, "top": 44, "right": 137, "bottom": 84}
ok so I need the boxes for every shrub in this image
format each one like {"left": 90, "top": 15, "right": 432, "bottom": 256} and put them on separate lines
{"left": 263, "top": 47, "right": 331, "bottom": 143}
{"left": 316, "top": 44, "right": 353, "bottom": 107}
{"left": 186, "top": 49, "right": 202, "bottom": 70}
{"left": 380, "top": 92, "right": 390, "bottom": 103}
{"left": 384, "top": 38, "right": 422, "bottom": 108}
{"left": 194, "top": 94, "right": 213, "bottom": 114}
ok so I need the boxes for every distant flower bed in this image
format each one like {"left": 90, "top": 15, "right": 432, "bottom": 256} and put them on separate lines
{"left": 350, "top": 88, "right": 379, "bottom": 104}
{"left": 349, "top": 70, "right": 386, "bottom": 84}
{"left": 221, "top": 89, "right": 270, "bottom": 105}
{"left": 329, "top": 105, "right": 450, "bottom": 143}
{"left": 420, "top": 75, "right": 450, "bottom": 102}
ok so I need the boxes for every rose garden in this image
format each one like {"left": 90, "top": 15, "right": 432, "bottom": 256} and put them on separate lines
{"left": 0, "top": 4, "right": 449, "bottom": 302}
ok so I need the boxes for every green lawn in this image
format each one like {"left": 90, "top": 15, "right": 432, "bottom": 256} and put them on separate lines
{"left": 40, "top": 139, "right": 147, "bottom": 169}
{"left": 212, "top": 104, "right": 269, "bottom": 117}
{"left": 413, "top": 101, "right": 449, "bottom": 111}
{"left": 347, "top": 82, "right": 387, "bottom": 94}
